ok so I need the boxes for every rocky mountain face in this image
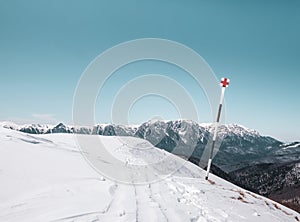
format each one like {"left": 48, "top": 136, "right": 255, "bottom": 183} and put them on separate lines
{"left": 1, "top": 120, "right": 299, "bottom": 212}
{"left": 133, "top": 120, "right": 286, "bottom": 172}
{"left": 134, "top": 120, "right": 209, "bottom": 159}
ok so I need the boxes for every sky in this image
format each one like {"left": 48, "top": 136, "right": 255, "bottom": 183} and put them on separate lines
{"left": 0, "top": 0, "right": 299, "bottom": 141}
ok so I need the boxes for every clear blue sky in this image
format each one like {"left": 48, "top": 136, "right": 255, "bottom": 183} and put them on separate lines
{"left": 0, "top": 0, "right": 299, "bottom": 141}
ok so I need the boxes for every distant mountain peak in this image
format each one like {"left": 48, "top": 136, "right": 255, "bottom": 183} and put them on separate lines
{"left": 55, "top": 122, "right": 66, "bottom": 128}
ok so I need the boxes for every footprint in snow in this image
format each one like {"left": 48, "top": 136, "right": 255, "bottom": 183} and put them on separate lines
{"left": 109, "top": 184, "right": 118, "bottom": 196}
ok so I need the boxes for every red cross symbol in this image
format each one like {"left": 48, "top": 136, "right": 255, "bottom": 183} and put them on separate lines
{"left": 220, "top": 78, "right": 230, "bottom": 88}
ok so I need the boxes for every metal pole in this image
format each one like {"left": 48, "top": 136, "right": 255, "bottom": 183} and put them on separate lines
{"left": 205, "top": 78, "right": 229, "bottom": 180}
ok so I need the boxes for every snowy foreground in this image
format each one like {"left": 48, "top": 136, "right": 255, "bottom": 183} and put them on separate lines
{"left": 0, "top": 127, "right": 299, "bottom": 222}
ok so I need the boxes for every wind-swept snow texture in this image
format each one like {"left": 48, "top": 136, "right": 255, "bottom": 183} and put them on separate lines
{"left": 0, "top": 127, "right": 299, "bottom": 222}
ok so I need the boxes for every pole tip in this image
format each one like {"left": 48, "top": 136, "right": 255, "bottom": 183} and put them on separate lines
{"left": 205, "top": 176, "right": 208, "bottom": 180}
{"left": 220, "top": 78, "right": 230, "bottom": 88}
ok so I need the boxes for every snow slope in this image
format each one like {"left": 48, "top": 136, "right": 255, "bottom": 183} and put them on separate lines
{"left": 0, "top": 127, "right": 299, "bottom": 222}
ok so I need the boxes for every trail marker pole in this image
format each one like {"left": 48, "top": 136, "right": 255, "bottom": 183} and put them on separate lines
{"left": 205, "top": 78, "right": 230, "bottom": 180}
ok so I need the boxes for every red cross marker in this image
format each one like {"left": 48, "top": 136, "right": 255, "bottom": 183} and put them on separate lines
{"left": 206, "top": 77, "right": 230, "bottom": 180}
{"left": 220, "top": 78, "right": 230, "bottom": 88}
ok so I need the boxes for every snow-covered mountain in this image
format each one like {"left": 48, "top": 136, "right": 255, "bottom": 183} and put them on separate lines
{"left": 0, "top": 126, "right": 299, "bottom": 222}
{"left": 2, "top": 120, "right": 299, "bottom": 213}
{"left": 135, "top": 120, "right": 208, "bottom": 158}
{"left": 1, "top": 120, "right": 297, "bottom": 171}
{"left": 1, "top": 122, "right": 137, "bottom": 137}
